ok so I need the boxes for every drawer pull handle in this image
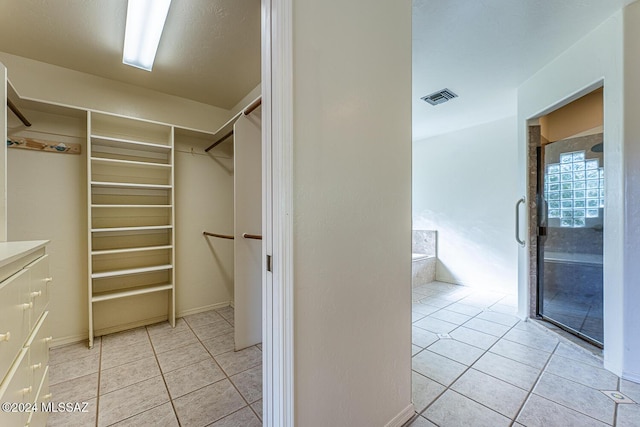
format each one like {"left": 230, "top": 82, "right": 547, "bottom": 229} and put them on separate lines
{"left": 21, "top": 386, "right": 32, "bottom": 396}
{"left": 45, "top": 277, "right": 53, "bottom": 284}
{"left": 42, "top": 393, "right": 52, "bottom": 400}
{"left": 0, "top": 332, "right": 10, "bottom": 342}
{"left": 30, "top": 291, "right": 42, "bottom": 298}
{"left": 31, "top": 363, "right": 42, "bottom": 371}
{"left": 44, "top": 336, "right": 53, "bottom": 343}
{"left": 21, "top": 302, "right": 33, "bottom": 310}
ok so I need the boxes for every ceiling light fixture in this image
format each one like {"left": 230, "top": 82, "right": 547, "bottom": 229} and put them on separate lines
{"left": 123, "top": 0, "right": 172, "bottom": 71}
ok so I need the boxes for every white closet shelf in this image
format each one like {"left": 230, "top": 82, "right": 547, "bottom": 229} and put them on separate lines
{"left": 91, "top": 225, "right": 172, "bottom": 233}
{"left": 91, "top": 134, "right": 171, "bottom": 153}
{"left": 91, "top": 204, "right": 173, "bottom": 209}
{"left": 92, "top": 245, "right": 173, "bottom": 256}
{"left": 91, "top": 181, "right": 172, "bottom": 190}
{"left": 90, "top": 157, "right": 172, "bottom": 169}
{"left": 91, "top": 264, "right": 173, "bottom": 279}
{"left": 92, "top": 283, "right": 173, "bottom": 302}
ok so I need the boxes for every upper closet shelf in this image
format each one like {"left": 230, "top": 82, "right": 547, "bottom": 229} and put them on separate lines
{"left": 91, "top": 225, "right": 173, "bottom": 233}
{"left": 92, "top": 245, "right": 173, "bottom": 256}
{"left": 205, "top": 96, "right": 261, "bottom": 152}
{"left": 90, "top": 157, "right": 172, "bottom": 169}
{"left": 92, "top": 283, "right": 174, "bottom": 303}
{"left": 91, "top": 135, "right": 171, "bottom": 152}
{"left": 90, "top": 181, "right": 172, "bottom": 190}
{"left": 91, "top": 264, "right": 173, "bottom": 279}
{"left": 91, "top": 204, "right": 172, "bottom": 209}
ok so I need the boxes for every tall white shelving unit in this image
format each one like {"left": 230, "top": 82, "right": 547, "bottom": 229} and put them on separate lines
{"left": 87, "top": 112, "right": 175, "bottom": 348}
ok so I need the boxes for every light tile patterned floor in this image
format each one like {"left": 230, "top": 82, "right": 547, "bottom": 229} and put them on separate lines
{"left": 46, "top": 306, "right": 262, "bottom": 427}
{"left": 47, "top": 284, "right": 640, "bottom": 427}
{"left": 409, "top": 281, "right": 640, "bottom": 427}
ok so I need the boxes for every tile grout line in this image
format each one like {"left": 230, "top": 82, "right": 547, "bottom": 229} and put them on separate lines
{"left": 512, "top": 340, "right": 617, "bottom": 426}
{"left": 412, "top": 287, "right": 618, "bottom": 426}
{"left": 185, "top": 308, "right": 264, "bottom": 424}
{"left": 95, "top": 337, "right": 102, "bottom": 427}
{"left": 613, "top": 376, "right": 620, "bottom": 427}
{"left": 98, "top": 331, "right": 179, "bottom": 426}
{"left": 413, "top": 293, "right": 545, "bottom": 425}
{"left": 509, "top": 340, "right": 559, "bottom": 427}
{"left": 145, "top": 325, "right": 183, "bottom": 427}
{"left": 417, "top": 314, "right": 518, "bottom": 423}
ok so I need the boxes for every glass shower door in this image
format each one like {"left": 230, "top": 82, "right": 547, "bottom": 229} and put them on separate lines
{"left": 537, "top": 135, "right": 604, "bottom": 346}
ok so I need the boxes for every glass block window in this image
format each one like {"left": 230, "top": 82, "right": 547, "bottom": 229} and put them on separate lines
{"left": 544, "top": 150, "right": 604, "bottom": 228}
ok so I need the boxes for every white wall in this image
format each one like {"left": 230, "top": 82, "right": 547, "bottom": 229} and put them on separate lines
{"left": 517, "top": 11, "right": 629, "bottom": 376}
{"left": 7, "top": 108, "right": 88, "bottom": 343}
{"left": 0, "top": 63, "right": 6, "bottom": 241}
{"left": 622, "top": 1, "right": 640, "bottom": 383}
{"left": 292, "top": 0, "right": 413, "bottom": 425}
{"left": 413, "top": 116, "right": 519, "bottom": 294}
{"left": 174, "top": 136, "right": 235, "bottom": 316}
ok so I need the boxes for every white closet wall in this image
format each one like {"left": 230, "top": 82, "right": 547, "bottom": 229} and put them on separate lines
{"left": 174, "top": 131, "right": 235, "bottom": 314}
{"left": 0, "top": 63, "right": 6, "bottom": 241}
{"left": 7, "top": 106, "right": 87, "bottom": 343}
{"left": 233, "top": 109, "right": 262, "bottom": 350}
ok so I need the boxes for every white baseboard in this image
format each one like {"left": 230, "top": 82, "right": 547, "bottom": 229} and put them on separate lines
{"left": 94, "top": 314, "right": 169, "bottom": 337}
{"left": 385, "top": 403, "right": 415, "bottom": 427}
{"left": 622, "top": 371, "right": 640, "bottom": 384}
{"left": 177, "top": 301, "right": 232, "bottom": 317}
{"left": 51, "top": 334, "right": 88, "bottom": 348}
{"left": 50, "top": 302, "right": 233, "bottom": 349}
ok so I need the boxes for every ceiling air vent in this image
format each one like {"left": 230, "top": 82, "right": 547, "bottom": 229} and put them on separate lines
{"left": 421, "top": 88, "right": 458, "bottom": 106}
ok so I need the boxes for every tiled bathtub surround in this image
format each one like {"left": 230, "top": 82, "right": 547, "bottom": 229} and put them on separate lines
{"left": 46, "top": 306, "right": 262, "bottom": 427}
{"left": 409, "top": 281, "right": 638, "bottom": 427}
{"left": 412, "top": 230, "right": 437, "bottom": 256}
{"left": 412, "top": 230, "right": 437, "bottom": 286}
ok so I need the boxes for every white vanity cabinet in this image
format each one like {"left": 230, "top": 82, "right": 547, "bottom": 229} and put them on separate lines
{"left": 0, "top": 241, "right": 51, "bottom": 427}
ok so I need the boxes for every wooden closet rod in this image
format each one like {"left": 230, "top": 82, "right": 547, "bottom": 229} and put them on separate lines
{"left": 204, "top": 130, "right": 233, "bottom": 152}
{"left": 242, "top": 233, "right": 262, "bottom": 240}
{"left": 7, "top": 99, "right": 31, "bottom": 127}
{"left": 203, "top": 231, "right": 235, "bottom": 240}
{"left": 204, "top": 96, "right": 262, "bottom": 152}
{"left": 243, "top": 97, "right": 262, "bottom": 116}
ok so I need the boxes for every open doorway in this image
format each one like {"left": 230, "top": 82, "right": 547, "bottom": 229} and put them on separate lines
{"left": 529, "top": 87, "right": 604, "bottom": 347}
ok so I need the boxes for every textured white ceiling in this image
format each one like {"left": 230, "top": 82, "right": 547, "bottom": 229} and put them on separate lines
{"left": 0, "top": 0, "right": 631, "bottom": 127}
{"left": 0, "top": 0, "right": 261, "bottom": 109}
{"left": 412, "top": 0, "right": 630, "bottom": 141}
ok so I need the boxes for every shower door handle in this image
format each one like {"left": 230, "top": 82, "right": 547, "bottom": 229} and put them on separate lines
{"left": 515, "top": 197, "right": 526, "bottom": 247}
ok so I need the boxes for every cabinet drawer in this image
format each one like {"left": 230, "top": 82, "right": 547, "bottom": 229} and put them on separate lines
{"left": 0, "top": 347, "right": 31, "bottom": 427}
{"left": 24, "top": 255, "right": 50, "bottom": 330}
{"left": 26, "top": 366, "right": 49, "bottom": 427}
{"left": 26, "top": 312, "right": 50, "bottom": 392}
{"left": 0, "top": 270, "right": 30, "bottom": 381}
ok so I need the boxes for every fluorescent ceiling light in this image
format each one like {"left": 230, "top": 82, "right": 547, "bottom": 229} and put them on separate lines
{"left": 123, "top": 0, "right": 172, "bottom": 71}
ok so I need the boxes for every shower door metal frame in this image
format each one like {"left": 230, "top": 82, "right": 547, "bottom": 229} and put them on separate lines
{"left": 534, "top": 134, "right": 604, "bottom": 348}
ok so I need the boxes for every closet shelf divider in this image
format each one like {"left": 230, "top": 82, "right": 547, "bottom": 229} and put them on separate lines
{"left": 91, "top": 134, "right": 172, "bottom": 152}
{"left": 90, "top": 157, "right": 172, "bottom": 169}
{"left": 91, "top": 283, "right": 174, "bottom": 302}
{"left": 91, "top": 225, "right": 172, "bottom": 233}
{"left": 91, "top": 204, "right": 173, "bottom": 209}
{"left": 90, "top": 181, "right": 172, "bottom": 190}
{"left": 91, "top": 264, "right": 173, "bottom": 279}
{"left": 91, "top": 245, "right": 173, "bottom": 256}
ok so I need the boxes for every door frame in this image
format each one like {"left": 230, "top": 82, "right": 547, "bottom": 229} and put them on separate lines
{"left": 523, "top": 81, "right": 604, "bottom": 325}
{"left": 262, "top": 0, "right": 294, "bottom": 425}
{"left": 532, "top": 130, "right": 605, "bottom": 347}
